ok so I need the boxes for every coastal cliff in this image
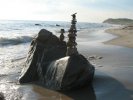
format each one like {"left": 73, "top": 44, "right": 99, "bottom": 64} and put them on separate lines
{"left": 103, "top": 18, "right": 133, "bottom": 25}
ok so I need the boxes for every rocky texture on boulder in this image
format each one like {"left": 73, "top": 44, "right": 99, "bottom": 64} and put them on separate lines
{"left": 41, "top": 54, "right": 94, "bottom": 90}
{"left": 19, "top": 29, "right": 67, "bottom": 83}
{"left": 19, "top": 29, "right": 95, "bottom": 90}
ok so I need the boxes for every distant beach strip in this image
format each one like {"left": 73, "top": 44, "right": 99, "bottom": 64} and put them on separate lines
{"left": 103, "top": 18, "right": 133, "bottom": 48}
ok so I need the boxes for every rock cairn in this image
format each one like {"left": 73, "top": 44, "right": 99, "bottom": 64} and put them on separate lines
{"left": 66, "top": 13, "right": 78, "bottom": 56}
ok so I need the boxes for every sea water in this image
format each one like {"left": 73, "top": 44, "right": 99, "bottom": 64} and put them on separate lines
{"left": 0, "top": 20, "right": 112, "bottom": 67}
{"left": 0, "top": 20, "right": 112, "bottom": 100}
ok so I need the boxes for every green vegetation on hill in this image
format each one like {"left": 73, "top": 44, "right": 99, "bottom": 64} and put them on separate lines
{"left": 103, "top": 18, "right": 133, "bottom": 25}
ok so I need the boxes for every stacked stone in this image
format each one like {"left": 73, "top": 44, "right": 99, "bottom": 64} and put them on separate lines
{"left": 66, "top": 13, "right": 78, "bottom": 56}
{"left": 59, "top": 29, "right": 65, "bottom": 42}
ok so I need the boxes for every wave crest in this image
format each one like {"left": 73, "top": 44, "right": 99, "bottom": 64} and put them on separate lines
{"left": 0, "top": 36, "right": 33, "bottom": 46}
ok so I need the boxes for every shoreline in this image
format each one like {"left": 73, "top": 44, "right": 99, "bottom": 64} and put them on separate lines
{"left": 104, "top": 25, "right": 133, "bottom": 48}
{"left": 1, "top": 24, "right": 133, "bottom": 100}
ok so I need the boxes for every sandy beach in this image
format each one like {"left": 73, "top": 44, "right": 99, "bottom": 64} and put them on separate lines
{"left": 104, "top": 25, "right": 133, "bottom": 48}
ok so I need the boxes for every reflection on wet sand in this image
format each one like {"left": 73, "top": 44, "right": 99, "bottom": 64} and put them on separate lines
{"left": 2, "top": 67, "right": 132, "bottom": 100}
{"left": 94, "top": 71, "right": 133, "bottom": 100}
{"left": 33, "top": 68, "right": 133, "bottom": 100}
{"left": 33, "top": 84, "right": 96, "bottom": 100}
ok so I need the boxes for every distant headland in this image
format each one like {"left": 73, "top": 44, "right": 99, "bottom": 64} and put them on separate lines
{"left": 103, "top": 18, "right": 133, "bottom": 25}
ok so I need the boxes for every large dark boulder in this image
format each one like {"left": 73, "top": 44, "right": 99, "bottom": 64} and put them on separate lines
{"left": 19, "top": 29, "right": 95, "bottom": 90}
{"left": 19, "top": 29, "right": 67, "bottom": 83}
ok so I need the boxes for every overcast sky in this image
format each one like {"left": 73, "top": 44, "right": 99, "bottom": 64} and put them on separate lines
{"left": 0, "top": 0, "right": 133, "bottom": 22}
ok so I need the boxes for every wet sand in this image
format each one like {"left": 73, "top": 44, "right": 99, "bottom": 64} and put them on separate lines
{"left": 104, "top": 26, "right": 133, "bottom": 48}
{"left": 1, "top": 28, "right": 133, "bottom": 100}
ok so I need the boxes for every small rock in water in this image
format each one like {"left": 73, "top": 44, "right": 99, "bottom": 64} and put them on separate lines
{"left": 56, "top": 24, "right": 60, "bottom": 26}
{"left": 35, "top": 24, "right": 42, "bottom": 26}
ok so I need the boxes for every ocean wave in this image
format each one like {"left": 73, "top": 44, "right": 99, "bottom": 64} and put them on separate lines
{"left": 0, "top": 36, "right": 33, "bottom": 46}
